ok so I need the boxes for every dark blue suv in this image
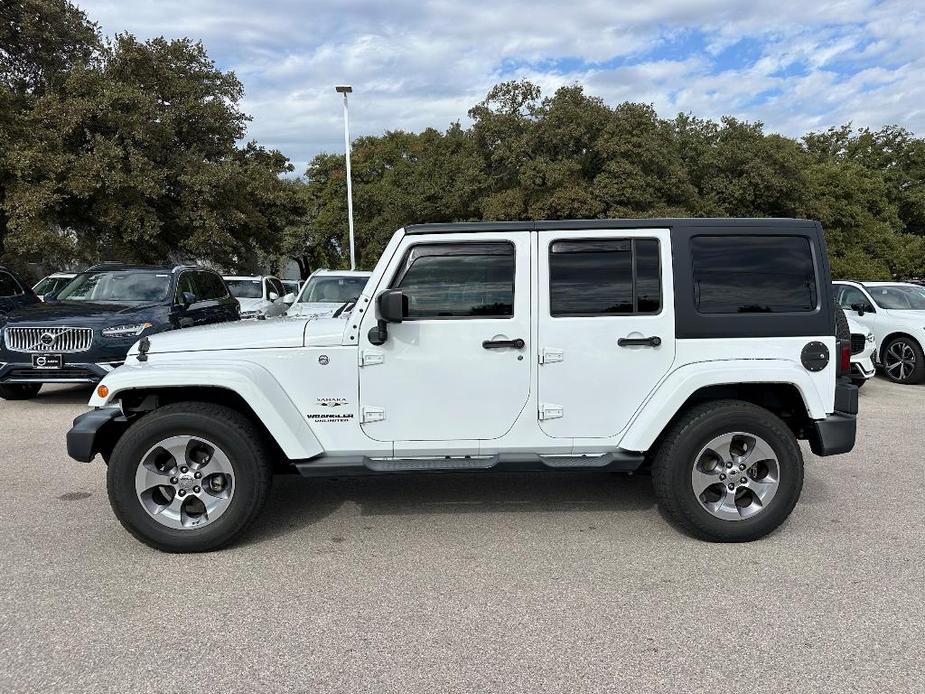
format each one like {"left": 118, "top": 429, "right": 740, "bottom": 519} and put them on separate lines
{"left": 0, "top": 265, "right": 40, "bottom": 315}
{"left": 0, "top": 264, "right": 239, "bottom": 400}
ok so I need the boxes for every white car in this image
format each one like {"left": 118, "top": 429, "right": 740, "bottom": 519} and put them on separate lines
{"left": 285, "top": 269, "right": 371, "bottom": 319}
{"left": 69, "top": 218, "right": 857, "bottom": 552}
{"left": 32, "top": 272, "right": 76, "bottom": 301}
{"left": 223, "top": 275, "right": 291, "bottom": 319}
{"left": 845, "top": 316, "right": 876, "bottom": 388}
{"left": 834, "top": 281, "right": 925, "bottom": 384}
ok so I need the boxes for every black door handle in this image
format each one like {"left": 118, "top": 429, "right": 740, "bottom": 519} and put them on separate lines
{"left": 618, "top": 336, "right": 662, "bottom": 347}
{"left": 482, "top": 338, "right": 525, "bottom": 350}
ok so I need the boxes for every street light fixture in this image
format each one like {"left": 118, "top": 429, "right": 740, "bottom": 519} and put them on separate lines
{"left": 335, "top": 85, "right": 356, "bottom": 270}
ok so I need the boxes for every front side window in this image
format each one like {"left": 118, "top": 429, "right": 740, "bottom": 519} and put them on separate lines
{"left": 0, "top": 272, "right": 23, "bottom": 297}
{"left": 837, "top": 285, "right": 870, "bottom": 310}
{"left": 692, "top": 236, "right": 817, "bottom": 314}
{"left": 867, "top": 284, "right": 925, "bottom": 310}
{"left": 196, "top": 272, "right": 227, "bottom": 300}
{"left": 393, "top": 243, "right": 515, "bottom": 318}
{"left": 549, "top": 238, "right": 661, "bottom": 316}
{"left": 57, "top": 271, "right": 171, "bottom": 303}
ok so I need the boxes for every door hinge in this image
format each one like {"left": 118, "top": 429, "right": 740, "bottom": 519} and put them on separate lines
{"left": 538, "top": 403, "right": 564, "bottom": 420}
{"left": 361, "top": 406, "right": 385, "bottom": 423}
{"left": 538, "top": 348, "right": 564, "bottom": 364}
{"left": 359, "top": 350, "right": 384, "bottom": 367}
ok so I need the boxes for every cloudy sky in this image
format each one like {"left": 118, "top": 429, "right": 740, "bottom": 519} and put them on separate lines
{"left": 77, "top": 0, "right": 924, "bottom": 175}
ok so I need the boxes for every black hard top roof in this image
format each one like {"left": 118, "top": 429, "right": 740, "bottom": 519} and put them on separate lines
{"left": 404, "top": 218, "right": 818, "bottom": 234}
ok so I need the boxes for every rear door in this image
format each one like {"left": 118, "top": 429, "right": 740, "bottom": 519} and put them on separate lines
{"left": 536, "top": 228, "right": 675, "bottom": 438}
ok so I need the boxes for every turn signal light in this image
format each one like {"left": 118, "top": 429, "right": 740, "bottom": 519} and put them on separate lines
{"left": 96, "top": 385, "right": 109, "bottom": 398}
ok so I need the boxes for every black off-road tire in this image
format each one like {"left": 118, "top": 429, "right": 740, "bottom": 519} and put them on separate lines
{"left": 651, "top": 400, "right": 804, "bottom": 542}
{"left": 0, "top": 383, "right": 41, "bottom": 400}
{"left": 107, "top": 402, "right": 272, "bottom": 553}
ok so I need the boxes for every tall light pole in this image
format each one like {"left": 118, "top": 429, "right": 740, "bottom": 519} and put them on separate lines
{"left": 335, "top": 85, "right": 356, "bottom": 270}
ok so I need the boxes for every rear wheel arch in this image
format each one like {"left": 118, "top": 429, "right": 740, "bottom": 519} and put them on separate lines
{"left": 644, "top": 382, "right": 813, "bottom": 459}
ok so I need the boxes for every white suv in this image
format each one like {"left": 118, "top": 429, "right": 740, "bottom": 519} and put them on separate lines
{"left": 223, "top": 275, "right": 291, "bottom": 319}
{"left": 68, "top": 219, "right": 857, "bottom": 552}
{"left": 285, "top": 269, "right": 372, "bottom": 319}
{"left": 834, "top": 281, "right": 925, "bottom": 384}
{"left": 846, "top": 316, "right": 876, "bottom": 387}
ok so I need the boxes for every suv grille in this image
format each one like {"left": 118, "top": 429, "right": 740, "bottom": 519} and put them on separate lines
{"left": 4, "top": 327, "right": 93, "bottom": 353}
{"left": 850, "top": 333, "right": 866, "bottom": 355}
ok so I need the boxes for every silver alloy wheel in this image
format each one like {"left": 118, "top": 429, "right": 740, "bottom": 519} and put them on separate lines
{"left": 884, "top": 340, "right": 917, "bottom": 382}
{"left": 691, "top": 432, "right": 780, "bottom": 521}
{"left": 135, "top": 435, "right": 235, "bottom": 530}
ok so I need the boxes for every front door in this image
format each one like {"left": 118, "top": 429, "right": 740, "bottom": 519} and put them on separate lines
{"left": 358, "top": 233, "right": 532, "bottom": 442}
{"left": 536, "top": 228, "right": 675, "bottom": 438}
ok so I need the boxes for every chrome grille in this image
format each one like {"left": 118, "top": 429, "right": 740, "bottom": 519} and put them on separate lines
{"left": 4, "top": 326, "right": 94, "bottom": 353}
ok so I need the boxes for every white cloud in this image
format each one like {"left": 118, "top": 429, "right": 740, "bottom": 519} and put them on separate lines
{"left": 75, "top": 0, "right": 925, "bottom": 173}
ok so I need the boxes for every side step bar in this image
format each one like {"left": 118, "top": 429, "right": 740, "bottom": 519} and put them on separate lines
{"left": 291, "top": 451, "right": 645, "bottom": 477}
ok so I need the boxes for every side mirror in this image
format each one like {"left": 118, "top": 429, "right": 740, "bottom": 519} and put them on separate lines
{"left": 268, "top": 291, "right": 280, "bottom": 302}
{"left": 181, "top": 292, "right": 197, "bottom": 308}
{"left": 368, "top": 290, "right": 408, "bottom": 346}
{"left": 378, "top": 289, "right": 407, "bottom": 323}
{"left": 851, "top": 302, "right": 872, "bottom": 316}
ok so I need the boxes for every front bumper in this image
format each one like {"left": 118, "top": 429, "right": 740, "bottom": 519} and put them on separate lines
{"left": 0, "top": 360, "right": 122, "bottom": 384}
{"left": 66, "top": 407, "right": 127, "bottom": 462}
{"left": 807, "top": 382, "right": 858, "bottom": 456}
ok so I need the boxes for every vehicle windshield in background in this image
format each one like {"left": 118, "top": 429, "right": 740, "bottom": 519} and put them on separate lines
{"left": 300, "top": 277, "right": 368, "bottom": 303}
{"left": 868, "top": 285, "right": 925, "bottom": 310}
{"left": 56, "top": 271, "right": 170, "bottom": 303}
{"left": 226, "top": 279, "right": 263, "bottom": 299}
{"left": 34, "top": 277, "right": 72, "bottom": 296}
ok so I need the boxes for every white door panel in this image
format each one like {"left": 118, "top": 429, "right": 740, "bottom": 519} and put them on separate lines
{"left": 537, "top": 229, "right": 675, "bottom": 438}
{"left": 359, "top": 233, "right": 531, "bottom": 442}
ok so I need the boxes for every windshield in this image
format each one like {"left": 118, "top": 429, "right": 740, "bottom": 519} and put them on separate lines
{"left": 299, "top": 276, "right": 369, "bottom": 304}
{"left": 867, "top": 285, "right": 925, "bottom": 310}
{"left": 225, "top": 279, "right": 263, "bottom": 299}
{"left": 34, "top": 276, "right": 72, "bottom": 296}
{"left": 56, "top": 271, "right": 171, "bottom": 303}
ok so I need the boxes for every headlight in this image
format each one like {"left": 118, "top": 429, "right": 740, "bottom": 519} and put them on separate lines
{"left": 240, "top": 310, "right": 261, "bottom": 318}
{"left": 102, "top": 323, "right": 152, "bottom": 338}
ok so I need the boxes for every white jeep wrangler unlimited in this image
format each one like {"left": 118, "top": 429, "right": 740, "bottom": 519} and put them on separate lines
{"left": 67, "top": 219, "right": 858, "bottom": 552}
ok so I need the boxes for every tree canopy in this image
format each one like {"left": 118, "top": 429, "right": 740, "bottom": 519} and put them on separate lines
{"left": 2, "top": 2, "right": 924, "bottom": 281}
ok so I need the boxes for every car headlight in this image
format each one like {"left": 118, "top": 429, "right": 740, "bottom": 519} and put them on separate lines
{"left": 102, "top": 323, "right": 152, "bottom": 338}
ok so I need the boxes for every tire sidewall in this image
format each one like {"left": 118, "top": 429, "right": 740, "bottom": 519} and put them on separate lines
{"left": 665, "top": 407, "right": 803, "bottom": 541}
{"left": 108, "top": 407, "right": 266, "bottom": 552}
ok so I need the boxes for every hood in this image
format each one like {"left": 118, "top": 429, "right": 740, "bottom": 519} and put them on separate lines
{"left": 2, "top": 300, "right": 163, "bottom": 326}
{"left": 129, "top": 316, "right": 338, "bottom": 356}
{"left": 236, "top": 297, "right": 272, "bottom": 312}
{"left": 845, "top": 316, "right": 871, "bottom": 336}
{"left": 285, "top": 301, "right": 342, "bottom": 319}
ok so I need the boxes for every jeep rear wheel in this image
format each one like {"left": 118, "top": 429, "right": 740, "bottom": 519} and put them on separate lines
{"left": 0, "top": 383, "right": 41, "bottom": 400}
{"left": 107, "top": 402, "right": 272, "bottom": 552}
{"left": 651, "top": 400, "right": 804, "bottom": 542}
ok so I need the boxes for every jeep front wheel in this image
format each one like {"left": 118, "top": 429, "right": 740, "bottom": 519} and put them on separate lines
{"left": 107, "top": 402, "right": 272, "bottom": 552}
{"left": 651, "top": 400, "right": 804, "bottom": 542}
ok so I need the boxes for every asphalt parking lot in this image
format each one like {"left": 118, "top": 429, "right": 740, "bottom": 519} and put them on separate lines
{"left": 0, "top": 377, "right": 922, "bottom": 693}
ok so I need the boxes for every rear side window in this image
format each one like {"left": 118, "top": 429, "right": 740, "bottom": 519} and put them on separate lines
{"left": 0, "top": 272, "right": 23, "bottom": 297}
{"left": 549, "top": 238, "right": 661, "bottom": 316}
{"left": 393, "top": 243, "right": 514, "bottom": 318}
{"left": 691, "top": 236, "right": 817, "bottom": 314}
